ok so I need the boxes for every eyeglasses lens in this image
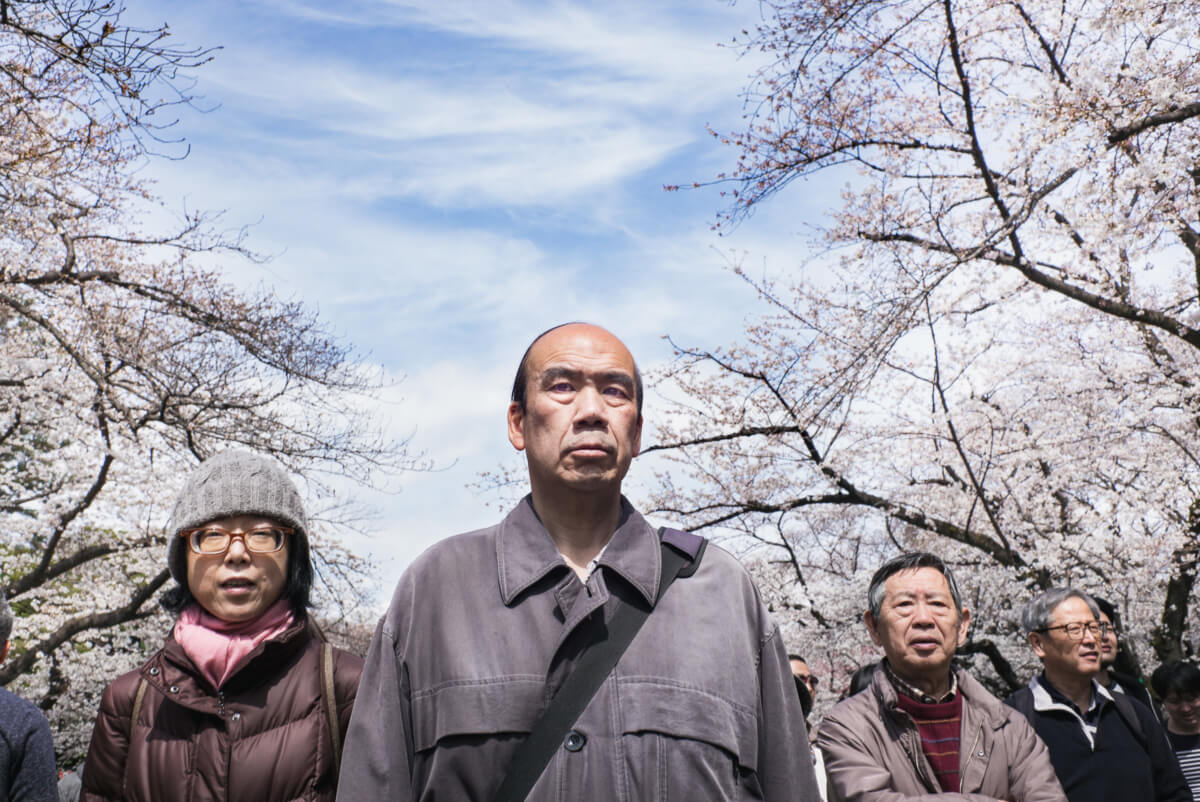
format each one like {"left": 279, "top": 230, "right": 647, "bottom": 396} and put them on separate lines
{"left": 189, "top": 528, "right": 285, "bottom": 554}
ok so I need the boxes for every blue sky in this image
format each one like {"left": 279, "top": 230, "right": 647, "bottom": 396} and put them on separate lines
{"left": 134, "top": 0, "right": 832, "bottom": 601}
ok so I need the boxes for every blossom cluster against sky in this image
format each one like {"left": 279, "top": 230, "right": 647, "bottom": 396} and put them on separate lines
{"left": 134, "top": 0, "right": 833, "bottom": 599}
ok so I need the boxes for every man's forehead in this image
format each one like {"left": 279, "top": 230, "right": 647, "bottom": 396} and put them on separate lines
{"left": 527, "top": 323, "right": 636, "bottom": 375}
{"left": 1050, "top": 597, "right": 1095, "bottom": 621}
{"left": 885, "top": 566, "right": 953, "bottom": 595}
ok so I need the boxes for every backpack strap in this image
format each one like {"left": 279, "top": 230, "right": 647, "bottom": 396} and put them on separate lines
{"left": 659, "top": 527, "right": 706, "bottom": 576}
{"left": 320, "top": 641, "right": 343, "bottom": 776}
{"left": 123, "top": 677, "right": 150, "bottom": 798}
{"left": 1108, "top": 687, "right": 1147, "bottom": 749}
{"left": 129, "top": 678, "right": 148, "bottom": 736}
{"left": 490, "top": 528, "right": 705, "bottom": 802}
{"left": 1007, "top": 686, "right": 1034, "bottom": 722}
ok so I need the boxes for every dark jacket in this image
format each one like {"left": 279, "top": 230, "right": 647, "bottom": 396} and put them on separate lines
{"left": 336, "top": 496, "right": 821, "bottom": 801}
{"left": 80, "top": 615, "right": 362, "bottom": 802}
{"left": 817, "top": 664, "right": 1067, "bottom": 801}
{"left": 1006, "top": 675, "right": 1189, "bottom": 802}
{"left": 0, "top": 686, "right": 57, "bottom": 802}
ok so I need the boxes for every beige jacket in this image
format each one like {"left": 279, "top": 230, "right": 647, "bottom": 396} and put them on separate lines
{"left": 816, "top": 664, "right": 1067, "bottom": 802}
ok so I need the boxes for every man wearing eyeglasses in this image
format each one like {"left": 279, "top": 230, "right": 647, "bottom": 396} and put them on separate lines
{"left": 817, "top": 552, "right": 1066, "bottom": 801}
{"left": 1006, "top": 588, "right": 1189, "bottom": 802}
{"left": 791, "top": 655, "right": 819, "bottom": 698}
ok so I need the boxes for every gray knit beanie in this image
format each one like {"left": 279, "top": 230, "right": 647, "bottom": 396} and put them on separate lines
{"left": 165, "top": 450, "right": 309, "bottom": 583}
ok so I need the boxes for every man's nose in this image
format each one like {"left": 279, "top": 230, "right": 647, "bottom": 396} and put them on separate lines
{"left": 911, "top": 601, "right": 935, "bottom": 624}
{"left": 574, "top": 385, "right": 608, "bottom": 424}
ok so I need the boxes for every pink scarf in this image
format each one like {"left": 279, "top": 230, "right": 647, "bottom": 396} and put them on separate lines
{"left": 174, "top": 601, "right": 295, "bottom": 690}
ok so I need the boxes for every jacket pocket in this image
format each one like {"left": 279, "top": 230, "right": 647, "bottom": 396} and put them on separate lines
{"left": 410, "top": 675, "right": 545, "bottom": 751}
{"left": 408, "top": 677, "right": 547, "bottom": 800}
{"left": 618, "top": 679, "right": 760, "bottom": 801}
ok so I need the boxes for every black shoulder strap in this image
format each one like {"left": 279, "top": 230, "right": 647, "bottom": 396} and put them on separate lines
{"left": 1108, "top": 687, "right": 1147, "bottom": 748}
{"left": 1007, "top": 686, "right": 1034, "bottom": 722}
{"left": 490, "top": 528, "right": 704, "bottom": 802}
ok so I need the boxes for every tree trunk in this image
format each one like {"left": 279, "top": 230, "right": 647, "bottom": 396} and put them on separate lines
{"left": 1153, "top": 499, "right": 1200, "bottom": 662}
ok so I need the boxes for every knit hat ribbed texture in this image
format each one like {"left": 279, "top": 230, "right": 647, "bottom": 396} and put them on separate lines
{"left": 166, "top": 450, "right": 309, "bottom": 583}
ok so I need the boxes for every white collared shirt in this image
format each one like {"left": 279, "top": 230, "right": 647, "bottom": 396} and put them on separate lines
{"left": 561, "top": 541, "right": 611, "bottom": 581}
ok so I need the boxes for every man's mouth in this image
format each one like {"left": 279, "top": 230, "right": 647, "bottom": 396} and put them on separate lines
{"left": 567, "top": 443, "right": 613, "bottom": 456}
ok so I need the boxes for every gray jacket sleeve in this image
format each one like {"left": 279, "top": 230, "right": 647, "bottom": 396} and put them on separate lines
{"left": 335, "top": 617, "right": 413, "bottom": 802}
{"left": 757, "top": 626, "right": 824, "bottom": 801}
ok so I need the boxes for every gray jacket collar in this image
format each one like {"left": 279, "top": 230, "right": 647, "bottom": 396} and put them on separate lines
{"left": 496, "top": 495, "right": 661, "bottom": 606}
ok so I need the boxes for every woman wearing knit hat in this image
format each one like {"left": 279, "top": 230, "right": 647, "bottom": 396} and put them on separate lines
{"left": 79, "top": 450, "right": 364, "bottom": 802}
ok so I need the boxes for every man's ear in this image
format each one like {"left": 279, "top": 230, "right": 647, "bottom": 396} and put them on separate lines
{"left": 632, "top": 414, "right": 643, "bottom": 457}
{"left": 863, "top": 610, "right": 884, "bottom": 648}
{"left": 956, "top": 607, "right": 971, "bottom": 647}
{"left": 1028, "top": 631, "right": 1047, "bottom": 660}
{"left": 507, "top": 402, "right": 526, "bottom": 451}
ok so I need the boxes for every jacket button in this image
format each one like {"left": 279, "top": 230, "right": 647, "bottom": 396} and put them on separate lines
{"left": 563, "top": 730, "right": 586, "bottom": 752}
{"left": 148, "top": 667, "right": 159, "bottom": 676}
{"left": 169, "top": 685, "right": 179, "bottom": 694}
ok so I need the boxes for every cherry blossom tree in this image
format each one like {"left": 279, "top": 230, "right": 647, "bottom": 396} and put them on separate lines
{"left": 653, "top": 0, "right": 1200, "bottom": 700}
{"left": 0, "top": 1, "right": 414, "bottom": 762}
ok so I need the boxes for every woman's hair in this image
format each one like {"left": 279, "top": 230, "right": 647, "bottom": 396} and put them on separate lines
{"left": 160, "top": 532, "right": 313, "bottom": 616}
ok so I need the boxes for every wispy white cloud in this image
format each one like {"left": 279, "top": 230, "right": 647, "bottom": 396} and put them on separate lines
{"left": 132, "top": 0, "right": 825, "bottom": 591}
{"left": 160, "top": 0, "right": 762, "bottom": 210}
{"left": 264, "top": 0, "right": 756, "bottom": 89}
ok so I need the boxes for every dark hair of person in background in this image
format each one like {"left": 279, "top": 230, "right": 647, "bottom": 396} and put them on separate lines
{"left": 1093, "top": 595, "right": 1146, "bottom": 679}
{"left": 841, "top": 662, "right": 879, "bottom": 700}
{"left": 1152, "top": 662, "right": 1200, "bottom": 707}
{"left": 794, "top": 674, "right": 814, "bottom": 718}
{"left": 1093, "top": 596, "right": 1120, "bottom": 630}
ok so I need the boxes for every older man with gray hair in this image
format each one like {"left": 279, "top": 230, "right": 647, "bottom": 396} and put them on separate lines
{"left": 817, "top": 552, "right": 1065, "bottom": 800}
{"left": 0, "top": 588, "right": 58, "bottom": 801}
{"left": 1006, "top": 588, "right": 1188, "bottom": 802}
